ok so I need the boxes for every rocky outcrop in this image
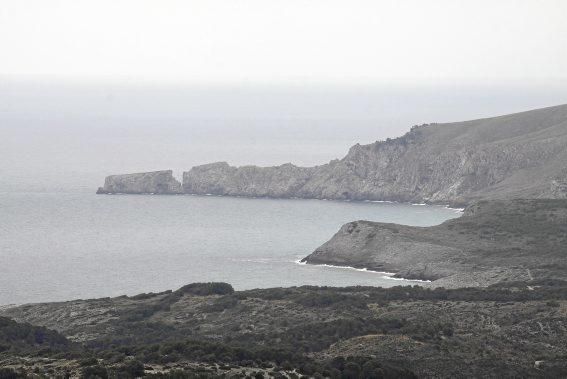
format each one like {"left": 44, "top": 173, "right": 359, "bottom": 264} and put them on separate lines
{"left": 97, "top": 104, "right": 567, "bottom": 205}
{"left": 96, "top": 170, "right": 182, "bottom": 194}
{"left": 182, "top": 162, "right": 316, "bottom": 198}
{"left": 180, "top": 104, "right": 567, "bottom": 205}
{"left": 302, "top": 199, "right": 567, "bottom": 287}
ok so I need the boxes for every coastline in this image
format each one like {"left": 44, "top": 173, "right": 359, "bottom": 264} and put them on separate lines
{"left": 293, "top": 259, "right": 432, "bottom": 283}
{"left": 100, "top": 191, "right": 465, "bottom": 213}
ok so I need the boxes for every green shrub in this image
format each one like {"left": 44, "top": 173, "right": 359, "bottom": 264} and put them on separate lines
{"left": 0, "top": 368, "right": 25, "bottom": 379}
{"left": 81, "top": 365, "right": 108, "bottom": 379}
{"left": 176, "top": 283, "right": 235, "bottom": 296}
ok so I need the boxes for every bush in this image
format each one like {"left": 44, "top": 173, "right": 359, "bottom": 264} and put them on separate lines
{"left": 81, "top": 365, "right": 108, "bottom": 379}
{"left": 0, "top": 368, "right": 25, "bottom": 379}
{"left": 115, "top": 359, "right": 145, "bottom": 378}
{"left": 176, "top": 283, "right": 234, "bottom": 296}
{"left": 79, "top": 357, "right": 99, "bottom": 367}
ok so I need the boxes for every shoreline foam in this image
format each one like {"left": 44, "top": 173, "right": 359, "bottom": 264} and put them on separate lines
{"left": 293, "top": 259, "right": 431, "bottom": 283}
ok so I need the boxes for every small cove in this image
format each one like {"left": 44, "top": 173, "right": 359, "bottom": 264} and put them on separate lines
{"left": 0, "top": 192, "right": 460, "bottom": 305}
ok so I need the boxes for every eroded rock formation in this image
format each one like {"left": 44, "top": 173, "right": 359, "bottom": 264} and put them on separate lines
{"left": 96, "top": 170, "right": 182, "bottom": 194}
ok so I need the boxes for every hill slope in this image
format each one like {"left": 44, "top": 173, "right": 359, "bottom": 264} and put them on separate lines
{"left": 2, "top": 282, "right": 567, "bottom": 377}
{"left": 302, "top": 199, "right": 567, "bottom": 287}
{"left": 181, "top": 104, "right": 567, "bottom": 205}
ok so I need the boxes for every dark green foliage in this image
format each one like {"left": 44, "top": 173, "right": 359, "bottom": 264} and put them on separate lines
{"left": 176, "top": 283, "right": 234, "bottom": 296}
{"left": 0, "top": 316, "right": 70, "bottom": 355}
{"left": 0, "top": 368, "right": 26, "bottom": 379}
{"left": 242, "top": 281, "right": 567, "bottom": 308}
{"left": 291, "top": 292, "right": 368, "bottom": 309}
{"left": 144, "top": 371, "right": 212, "bottom": 379}
{"left": 115, "top": 359, "right": 145, "bottom": 378}
{"left": 4, "top": 280, "right": 567, "bottom": 377}
{"left": 122, "top": 283, "right": 236, "bottom": 323}
{"left": 79, "top": 357, "right": 99, "bottom": 366}
{"left": 122, "top": 293, "right": 184, "bottom": 322}
{"left": 81, "top": 365, "right": 108, "bottom": 379}
{"left": 325, "top": 356, "right": 416, "bottom": 379}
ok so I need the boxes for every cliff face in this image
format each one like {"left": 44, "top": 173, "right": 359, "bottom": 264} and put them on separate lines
{"left": 176, "top": 105, "right": 567, "bottom": 204}
{"left": 180, "top": 104, "right": 567, "bottom": 205}
{"left": 96, "top": 170, "right": 182, "bottom": 194}
{"left": 182, "top": 162, "right": 317, "bottom": 198}
{"left": 97, "top": 104, "right": 567, "bottom": 204}
{"left": 302, "top": 199, "right": 567, "bottom": 287}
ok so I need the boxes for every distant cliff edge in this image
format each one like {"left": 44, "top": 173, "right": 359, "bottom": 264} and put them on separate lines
{"left": 96, "top": 170, "right": 182, "bottom": 194}
{"left": 97, "top": 104, "right": 567, "bottom": 205}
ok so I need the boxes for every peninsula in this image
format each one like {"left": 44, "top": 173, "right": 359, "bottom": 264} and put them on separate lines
{"left": 97, "top": 104, "right": 567, "bottom": 206}
{"left": 302, "top": 199, "right": 567, "bottom": 288}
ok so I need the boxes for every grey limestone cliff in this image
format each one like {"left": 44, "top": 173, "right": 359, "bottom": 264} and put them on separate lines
{"left": 97, "top": 104, "right": 567, "bottom": 205}
{"left": 302, "top": 199, "right": 567, "bottom": 287}
{"left": 182, "top": 162, "right": 317, "bottom": 198}
{"left": 96, "top": 170, "right": 182, "bottom": 194}
{"left": 181, "top": 104, "right": 567, "bottom": 205}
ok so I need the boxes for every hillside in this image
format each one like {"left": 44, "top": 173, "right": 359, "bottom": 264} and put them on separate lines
{"left": 302, "top": 199, "right": 567, "bottom": 288}
{"left": 98, "top": 104, "right": 567, "bottom": 205}
{"left": 1, "top": 282, "right": 567, "bottom": 377}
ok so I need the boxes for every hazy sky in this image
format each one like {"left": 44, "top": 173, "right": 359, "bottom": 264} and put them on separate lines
{"left": 2, "top": 1, "right": 567, "bottom": 193}
{"left": 1, "top": 0, "right": 566, "bottom": 85}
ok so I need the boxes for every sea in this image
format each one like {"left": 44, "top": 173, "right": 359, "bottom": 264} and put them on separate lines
{"left": 2, "top": 80, "right": 566, "bottom": 305}
{"left": 0, "top": 191, "right": 460, "bottom": 305}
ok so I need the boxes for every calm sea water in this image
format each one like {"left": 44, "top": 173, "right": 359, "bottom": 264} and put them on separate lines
{"left": 0, "top": 192, "right": 460, "bottom": 305}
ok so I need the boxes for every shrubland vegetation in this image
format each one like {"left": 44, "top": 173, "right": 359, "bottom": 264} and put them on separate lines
{"left": 2, "top": 281, "right": 567, "bottom": 377}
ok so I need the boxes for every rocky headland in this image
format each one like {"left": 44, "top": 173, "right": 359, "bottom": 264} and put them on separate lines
{"left": 92, "top": 105, "right": 567, "bottom": 289}
{"left": 98, "top": 104, "right": 567, "bottom": 206}
{"left": 302, "top": 199, "right": 567, "bottom": 288}
{"left": 96, "top": 170, "right": 182, "bottom": 195}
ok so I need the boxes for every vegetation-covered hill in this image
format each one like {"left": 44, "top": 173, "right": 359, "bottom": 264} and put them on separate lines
{"left": 1, "top": 281, "right": 567, "bottom": 378}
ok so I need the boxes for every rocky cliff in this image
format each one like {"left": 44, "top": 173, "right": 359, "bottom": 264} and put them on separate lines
{"left": 302, "top": 199, "right": 567, "bottom": 287}
{"left": 2, "top": 281, "right": 567, "bottom": 377}
{"left": 96, "top": 170, "right": 182, "bottom": 194}
{"left": 181, "top": 104, "right": 567, "bottom": 205}
{"left": 97, "top": 104, "right": 567, "bottom": 204}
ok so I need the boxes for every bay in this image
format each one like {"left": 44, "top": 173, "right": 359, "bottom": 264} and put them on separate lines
{"left": 0, "top": 192, "right": 459, "bottom": 305}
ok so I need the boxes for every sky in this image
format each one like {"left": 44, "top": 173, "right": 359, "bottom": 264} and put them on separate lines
{"left": 2, "top": 1, "right": 567, "bottom": 192}
{"left": 1, "top": 0, "right": 566, "bottom": 86}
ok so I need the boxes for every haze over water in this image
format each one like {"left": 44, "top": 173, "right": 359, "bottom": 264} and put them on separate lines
{"left": 2, "top": 82, "right": 567, "bottom": 305}
{"left": 2, "top": 81, "right": 567, "bottom": 193}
